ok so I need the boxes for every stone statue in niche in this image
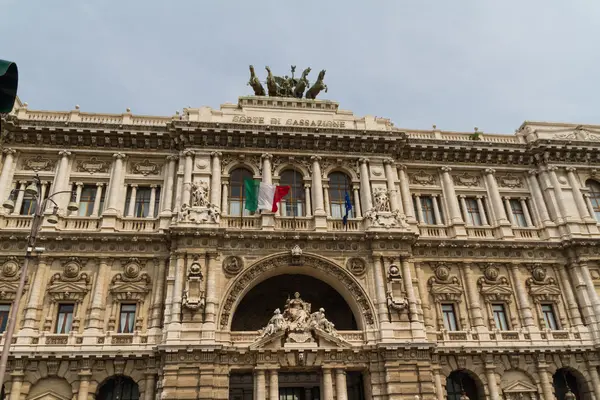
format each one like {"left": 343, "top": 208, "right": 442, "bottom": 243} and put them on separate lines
{"left": 257, "top": 292, "right": 340, "bottom": 343}
{"left": 191, "top": 182, "right": 209, "bottom": 207}
{"left": 372, "top": 188, "right": 390, "bottom": 212}
{"left": 182, "top": 259, "right": 205, "bottom": 311}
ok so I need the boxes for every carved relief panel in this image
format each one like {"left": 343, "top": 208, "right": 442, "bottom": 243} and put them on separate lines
{"left": 427, "top": 262, "right": 466, "bottom": 331}
{"left": 526, "top": 264, "right": 567, "bottom": 329}
{"left": 183, "top": 256, "right": 205, "bottom": 312}
{"left": 408, "top": 170, "right": 437, "bottom": 186}
{"left": 0, "top": 257, "right": 28, "bottom": 301}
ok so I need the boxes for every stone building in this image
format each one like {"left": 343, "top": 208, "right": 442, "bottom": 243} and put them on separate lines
{"left": 1, "top": 95, "right": 600, "bottom": 400}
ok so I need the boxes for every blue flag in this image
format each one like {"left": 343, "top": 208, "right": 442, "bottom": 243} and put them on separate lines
{"left": 342, "top": 191, "right": 353, "bottom": 227}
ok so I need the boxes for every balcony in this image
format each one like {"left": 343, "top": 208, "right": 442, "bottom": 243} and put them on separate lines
{"left": 465, "top": 226, "right": 496, "bottom": 239}
{"left": 327, "top": 218, "right": 362, "bottom": 232}
{"left": 58, "top": 216, "right": 100, "bottom": 231}
{"left": 117, "top": 217, "right": 158, "bottom": 232}
{"left": 227, "top": 330, "right": 365, "bottom": 345}
{"left": 275, "top": 217, "right": 314, "bottom": 231}
{"left": 221, "top": 216, "right": 261, "bottom": 230}
{"left": 513, "top": 227, "right": 541, "bottom": 240}
{"left": 418, "top": 225, "right": 449, "bottom": 238}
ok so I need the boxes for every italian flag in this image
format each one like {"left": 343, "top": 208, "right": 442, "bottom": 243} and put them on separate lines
{"left": 244, "top": 178, "right": 290, "bottom": 213}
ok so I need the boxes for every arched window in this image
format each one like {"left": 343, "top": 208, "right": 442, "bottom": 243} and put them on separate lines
{"left": 97, "top": 376, "right": 139, "bottom": 400}
{"left": 586, "top": 180, "right": 600, "bottom": 221}
{"left": 279, "top": 170, "right": 305, "bottom": 217}
{"left": 229, "top": 168, "right": 254, "bottom": 216}
{"left": 553, "top": 369, "right": 585, "bottom": 400}
{"left": 446, "top": 370, "right": 480, "bottom": 400}
{"left": 328, "top": 172, "right": 353, "bottom": 218}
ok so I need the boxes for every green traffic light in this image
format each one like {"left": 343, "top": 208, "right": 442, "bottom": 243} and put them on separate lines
{"left": 0, "top": 59, "right": 18, "bottom": 113}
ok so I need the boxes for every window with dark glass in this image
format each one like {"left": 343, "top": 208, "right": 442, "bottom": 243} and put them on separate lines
{"left": 492, "top": 304, "right": 510, "bottom": 330}
{"left": 280, "top": 170, "right": 305, "bottom": 217}
{"left": 328, "top": 172, "right": 353, "bottom": 218}
{"left": 0, "top": 305, "right": 10, "bottom": 333}
{"left": 541, "top": 304, "right": 559, "bottom": 330}
{"left": 586, "top": 180, "right": 600, "bottom": 221}
{"left": 417, "top": 196, "right": 438, "bottom": 224}
{"left": 463, "top": 197, "right": 483, "bottom": 226}
{"left": 441, "top": 303, "right": 459, "bottom": 331}
{"left": 56, "top": 303, "right": 74, "bottom": 334}
{"left": 118, "top": 304, "right": 137, "bottom": 333}
{"left": 509, "top": 199, "right": 527, "bottom": 227}
{"left": 229, "top": 168, "right": 254, "bottom": 216}
{"left": 78, "top": 185, "right": 104, "bottom": 216}
{"left": 123, "top": 187, "right": 159, "bottom": 218}
{"left": 97, "top": 376, "right": 140, "bottom": 400}
{"left": 20, "top": 181, "right": 46, "bottom": 216}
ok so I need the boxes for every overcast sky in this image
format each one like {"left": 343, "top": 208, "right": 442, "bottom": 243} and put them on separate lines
{"left": 2, "top": 1, "right": 598, "bottom": 133}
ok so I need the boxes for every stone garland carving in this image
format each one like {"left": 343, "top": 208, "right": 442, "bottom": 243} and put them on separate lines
{"left": 77, "top": 157, "right": 109, "bottom": 174}
{"left": 131, "top": 159, "right": 161, "bottom": 176}
{"left": 553, "top": 125, "right": 600, "bottom": 141}
{"left": 257, "top": 292, "right": 341, "bottom": 345}
{"left": 223, "top": 256, "right": 243, "bottom": 276}
{"left": 23, "top": 155, "right": 54, "bottom": 171}
{"left": 108, "top": 258, "right": 151, "bottom": 331}
{"left": 221, "top": 153, "right": 261, "bottom": 175}
{"left": 408, "top": 170, "right": 436, "bottom": 186}
{"left": 0, "top": 257, "right": 28, "bottom": 300}
{"left": 346, "top": 258, "right": 366, "bottom": 276}
{"left": 452, "top": 172, "right": 481, "bottom": 187}
{"left": 182, "top": 258, "right": 205, "bottom": 311}
{"left": 497, "top": 173, "right": 524, "bottom": 189}
{"left": 191, "top": 181, "right": 209, "bottom": 207}
{"left": 219, "top": 254, "right": 375, "bottom": 330}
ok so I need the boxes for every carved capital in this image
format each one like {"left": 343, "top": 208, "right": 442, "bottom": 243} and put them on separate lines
{"left": 310, "top": 155, "right": 321, "bottom": 162}
{"left": 113, "top": 153, "right": 127, "bottom": 160}
{"left": 398, "top": 164, "right": 407, "bottom": 171}
{"left": 183, "top": 150, "right": 195, "bottom": 158}
{"left": 304, "top": 184, "right": 312, "bottom": 189}
{"left": 75, "top": 182, "right": 84, "bottom": 187}
{"left": 359, "top": 157, "right": 369, "bottom": 164}
{"left": 129, "top": 184, "right": 138, "bottom": 188}
{"left": 96, "top": 182, "right": 105, "bottom": 187}
{"left": 18, "top": 180, "right": 27, "bottom": 185}
{"left": 383, "top": 158, "right": 394, "bottom": 165}
{"left": 261, "top": 153, "right": 273, "bottom": 160}
{"left": 566, "top": 167, "right": 577, "bottom": 173}
{"left": 150, "top": 184, "right": 158, "bottom": 189}
{"left": 440, "top": 166, "right": 452, "bottom": 173}
{"left": 547, "top": 166, "right": 558, "bottom": 172}
{"left": 2, "top": 148, "right": 16, "bottom": 156}
{"left": 211, "top": 151, "right": 222, "bottom": 158}
{"left": 484, "top": 168, "right": 496, "bottom": 175}
{"left": 166, "top": 155, "right": 179, "bottom": 162}
{"left": 58, "top": 150, "right": 72, "bottom": 158}
{"left": 528, "top": 169, "right": 538, "bottom": 176}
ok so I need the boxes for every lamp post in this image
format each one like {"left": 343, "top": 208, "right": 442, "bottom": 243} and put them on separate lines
{"left": 0, "top": 174, "right": 78, "bottom": 391}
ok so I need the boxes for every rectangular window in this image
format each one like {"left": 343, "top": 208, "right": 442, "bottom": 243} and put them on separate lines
{"left": 77, "top": 185, "right": 104, "bottom": 217}
{"left": 124, "top": 187, "right": 159, "bottom": 218}
{"left": 0, "top": 304, "right": 10, "bottom": 333}
{"left": 19, "top": 181, "right": 48, "bottom": 216}
{"left": 56, "top": 303, "right": 74, "bottom": 334}
{"left": 464, "top": 197, "right": 483, "bottom": 226}
{"left": 421, "top": 196, "right": 436, "bottom": 225}
{"left": 118, "top": 304, "right": 137, "bottom": 333}
{"left": 492, "top": 304, "right": 510, "bottom": 330}
{"left": 441, "top": 303, "right": 459, "bottom": 331}
{"left": 541, "top": 304, "right": 559, "bottom": 330}
{"left": 509, "top": 199, "right": 528, "bottom": 227}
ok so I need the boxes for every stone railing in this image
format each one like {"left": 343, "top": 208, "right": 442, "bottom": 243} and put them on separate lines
{"left": 274, "top": 217, "right": 314, "bottom": 231}
{"left": 513, "top": 227, "right": 541, "bottom": 240}
{"left": 221, "top": 216, "right": 261, "bottom": 230}
{"left": 327, "top": 218, "right": 362, "bottom": 232}
{"left": 465, "top": 226, "right": 495, "bottom": 239}
{"left": 418, "top": 225, "right": 449, "bottom": 238}
{"left": 0, "top": 214, "right": 33, "bottom": 230}
{"left": 227, "top": 330, "right": 365, "bottom": 345}
{"left": 15, "top": 107, "right": 174, "bottom": 127}
{"left": 117, "top": 217, "right": 158, "bottom": 232}
{"left": 406, "top": 130, "right": 522, "bottom": 144}
{"left": 58, "top": 216, "right": 101, "bottom": 231}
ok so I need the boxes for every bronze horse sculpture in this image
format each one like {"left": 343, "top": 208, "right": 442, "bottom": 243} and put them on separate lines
{"left": 265, "top": 66, "right": 279, "bottom": 97}
{"left": 248, "top": 65, "right": 265, "bottom": 96}
{"left": 305, "top": 70, "right": 327, "bottom": 100}
{"left": 293, "top": 67, "right": 311, "bottom": 98}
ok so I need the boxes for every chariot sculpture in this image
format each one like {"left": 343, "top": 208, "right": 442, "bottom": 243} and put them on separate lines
{"left": 248, "top": 65, "right": 328, "bottom": 99}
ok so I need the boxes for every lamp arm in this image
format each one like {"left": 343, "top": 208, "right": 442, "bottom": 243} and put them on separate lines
{"left": 46, "top": 189, "right": 76, "bottom": 200}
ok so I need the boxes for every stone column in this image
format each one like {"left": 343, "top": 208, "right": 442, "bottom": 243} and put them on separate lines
{"left": 0, "top": 148, "right": 16, "bottom": 202}
{"left": 127, "top": 184, "right": 138, "bottom": 217}
{"left": 261, "top": 153, "right": 272, "bottom": 184}
{"left": 105, "top": 153, "right": 126, "bottom": 213}
{"left": 21, "top": 256, "right": 49, "bottom": 331}
{"left": 11, "top": 181, "right": 26, "bottom": 215}
{"left": 567, "top": 262, "right": 596, "bottom": 325}
{"left": 587, "top": 363, "right": 600, "bottom": 400}
{"left": 584, "top": 194, "right": 597, "bottom": 221}
{"left": 254, "top": 370, "right": 266, "bottom": 400}
{"left": 92, "top": 183, "right": 104, "bottom": 217}
{"left": 74, "top": 181, "right": 84, "bottom": 203}
{"left": 210, "top": 151, "right": 222, "bottom": 207}
{"left": 40, "top": 181, "right": 48, "bottom": 202}
{"left": 323, "top": 184, "right": 331, "bottom": 216}
{"left": 372, "top": 255, "right": 389, "bottom": 324}
{"left": 170, "top": 253, "right": 186, "bottom": 326}
{"left": 397, "top": 165, "right": 416, "bottom": 221}
{"left": 415, "top": 262, "right": 434, "bottom": 329}
{"left": 566, "top": 167, "right": 593, "bottom": 221}
{"left": 88, "top": 258, "right": 111, "bottom": 331}
{"left": 459, "top": 195, "right": 469, "bottom": 224}
{"left": 54, "top": 150, "right": 74, "bottom": 211}
{"left": 504, "top": 197, "right": 515, "bottom": 225}
{"left": 527, "top": 170, "right": 551, "bottom": 223}
{"left": 440, "top": 167, "right": 463, "bottom": 224}
{"left": 548, "top": 166, "right": 569, "bottom": 220}
{"left": 311, "top": 156, "right": 325, "bottom": 215}
{"left": 9, "top": 373, "right": 23, "bottom": 400}
{"left": 462, "top": 264, "right": 485, "bottom": 328}
{"left": 269, "top": 370, "right": 278, "bottom": 400}
{"left": 181, "top": 150, "right": 194, "bottom": 207}
{"left": 77, "top": 372, "right": 91, "bottom": 400}
{"left": 148, "top": 185, "right": 158, "bottom": 218}
{"left": 204, "top": 252, "right": 218, "bottom": 329}
{"left": 161, "top": 155, "right": 178, "bottom": 213}
{"left": 579, "top": 261, "right": 600, "bottom": 318}
{"left": 322, "top": 368, "right": 334, "bottom": 400}
{"left": 304, "top": 184, "right": 312, "bottom": 217}
{"left": 414, "top": 194, "right": 424, "bottom": 223}
{"left": 432, "top": 366, "right": 444, "bottom": 400}
{"left": 484, "top": 360, "right": 500, "bottom": 400}
{"left": 484, "top": 168, "right": 509, "bottom": 225}
{"left": 556, "top": 265, "right": 583, "bottom": 327}
{"left": 150, "top": 258, "right": 167, "bottom": 329}
{"left": 352, "top": 185, "right": 361, "bottom": 218}
{"left": 476, "top": 196, "right": 489, "bottom": 225}
{"left": 432, "top": 194, "right": 443, "bottom": 225}
{"left": 520, "top": 197, "right": 534, "bottom": 227}
{"left": 359, "top": 158, "right": 373, "bottom": 212}
{"left": 383, "top": 158, "right": 400, "bottom": 212}
{"left": 335, "top": 369, "right": 348, "bottom": 400}
{"left": 537, "top": 363, "right": 555, "bottom": 400}
{"left": 400, "top": 257, "right": 421, "bottom": 328}
{"left": 221, "top": 182, "right": 229, "bottom": 215}
{"left": 508, "top": 263, "right": 535, "bottom": 328}
{"left": 144, "top": 372, "right": 156, "bottom": 400}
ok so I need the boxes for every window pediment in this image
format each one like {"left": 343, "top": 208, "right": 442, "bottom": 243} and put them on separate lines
{"left": 428, "top": 263, "right": 464, "bottom": 302}
{"left": 0, "top": 257, "right": 29, "bottom": 300}
{"left": 526, "top": 265, "right": 561, "bottom": 303}
{"left": 478, "top": 264, "right": 513, "bottom": 303}
{"left": 109, "top": 258, "right": 151, "bottom": 303}
{"left": 47, "top": 258, "right": 90, "bottom": 303}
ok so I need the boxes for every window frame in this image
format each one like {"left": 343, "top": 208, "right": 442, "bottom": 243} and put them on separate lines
{"left": 463, "top": 196, "right": 484, "bottom": 226}
{"left": 508, "top": 198, "right": 528, "bottom": 227}
{"left": 491, "top": 303, "right": 510, "bottom": 331}
{"left": 55, "top": 303, "right": 75, "bottom": 334}
{"left": 441, "top": 303, "right": 459, "bottom": 331}
{"left": 586, "top": 180, "right": 600, "bottom": 221}
{"left": 118, "top": 303, "right": 137, "bottom": 334}
{"left": 279, "top": 170, "right": 305, "bottom": 217}
{"left": 328, "top": 172, "right": 353, "bottom": 219}
{"left": 228, "top": 168, "right": 254, "bottom": 217}
{"left": 0, "top": 304, "right": 10, "bottom": 333}
{"left": 541, "top": 303, "right": 560, "bottom": 330}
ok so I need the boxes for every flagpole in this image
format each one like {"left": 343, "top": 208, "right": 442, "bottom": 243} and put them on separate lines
{"left": 292, "top": 171, "right": 297, "bottom": 230}
{"left": 240, "top": 177, "right": 245, "bottom": 227}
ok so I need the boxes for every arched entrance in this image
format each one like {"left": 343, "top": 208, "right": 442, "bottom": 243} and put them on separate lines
{"left": 553, "top": 368, "right": 591, "bottom": 400}
{"left": 446, "top": 370, "right": 484, "bottom": 400}
{"left": 97, "top": 376, "right": 139, "bottom": 400}
{"left": 231, "top": 274, "right": 358, "bottom": 331}
{"left": 219, "top": 252, "right": 376, "bottom": 331}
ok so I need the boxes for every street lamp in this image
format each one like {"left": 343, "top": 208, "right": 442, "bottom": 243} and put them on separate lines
{"left": 0, "top": 175, "right": 78, "bottom": 390}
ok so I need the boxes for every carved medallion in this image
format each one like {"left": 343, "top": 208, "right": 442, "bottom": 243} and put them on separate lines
{"left": 2, "top": 259, "right": 18, "bottom": 278}
{"left": 347, "top": 258, "right": 366, "bottom": 276}
{"left": 433, "top": 263, "right": 450, "bottom": 281}
{"left": 63, "top": 259, "right": 81, "bottom": 279}
{"left": 223, "top": 256, "right": 243, "bottom": 276}
{"left": 483, "top": 264, "right": 499, "bottom": 281}
{"left": 24, "top": 155, "right": 53, "bottom": 171}
{"left": 77, "top": 157, "right": 109, "bottom": 174}
{"left": 409, "top": 170, "right": 435, "bottom": 186}
{"left": 388, "top": 264, "right": 401, "bottom": 280}
{"left": 132, "top": 159, "right": 160, "bottom": 176}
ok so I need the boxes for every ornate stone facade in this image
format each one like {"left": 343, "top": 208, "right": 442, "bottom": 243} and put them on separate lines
{"left": 0, "top": 97, "right": 600, "bottom": 399}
